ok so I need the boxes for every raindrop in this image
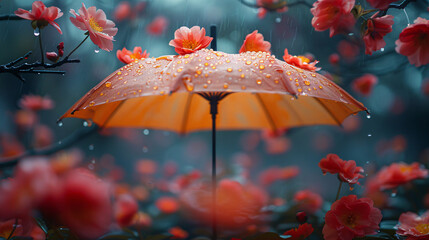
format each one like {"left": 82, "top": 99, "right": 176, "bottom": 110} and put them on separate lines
{"left": 348, "top": 33, "right": 354, "bottom": 36}
{"left": 366, "top": 114, "right": 371, "bottom": 119}
{"left": 143, "top": 129, "right": 150, "bottom": 135}
{"left": 58, "top": 141, "right": 62, "bottom": 145}
{"left": 366, "top": 161, "right": 370, "bottom": 164}
{"left": 57, "top": 121, "right": 63, "bottom": 127}
{"left": 368, "top": 134, "right": 372, "bottom": 137}
{"left": 275, "top": 17, "right": 281, "bottom": 23}
{"left": 91, "top": 159, "right": 96, "bottom": 164}
{"left": 381, "top": 48, "right": 385, "bottom": 52}
{"left": 88, "top": 144, "right": 95, "bottom": 151}
{"left": 94, "top": 49, "right": 100, "bottom": 53}
{"left": 34, "top": 29, "right": 39, "bottom": 36}
{"left": 391, "top": 191, "right": 397, "bottom": 197}
{"left": 142, "top": 146, "right": 148, "bottom": 153}
{"left": 83, "top": 120, "right": 93, "bottom": 127}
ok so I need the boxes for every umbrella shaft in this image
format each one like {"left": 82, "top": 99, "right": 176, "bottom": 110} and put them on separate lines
{"left": 210, "top": 98, "right": 218, "bottom": 240}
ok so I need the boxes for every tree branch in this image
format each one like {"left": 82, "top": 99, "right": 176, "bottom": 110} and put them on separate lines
{"left": 0, "top": 15, "right": 24, "bottom": 21}
{"left": 0, "top": 125, "right": 99, "bottom": 168}
{"left": 239, "top": 0, "right": 312, "bottom": 11}
{"left": 0, "top": 51, "right": 80, "bottom": 82}
{"left": 381, "top": 0, "right": 417, "bottom": 15}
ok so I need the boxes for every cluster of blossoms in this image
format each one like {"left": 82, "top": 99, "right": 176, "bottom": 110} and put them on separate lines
{"left": 310, "top": 0, "right": 429, "bottom": 66}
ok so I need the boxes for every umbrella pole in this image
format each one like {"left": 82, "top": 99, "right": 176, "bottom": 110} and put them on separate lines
{"left": 210, "top": 97, "right": 218, "bottom": 240}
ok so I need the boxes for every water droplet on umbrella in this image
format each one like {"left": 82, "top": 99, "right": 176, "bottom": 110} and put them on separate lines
{"left": 34, "top": 29, "right": 39, "bottom": 36}
{"left": 57, "top": 121, "right": 63, "bottom": 127}
{"left": 94, "top": 49, "right": 100, "bottom": 53}
{"left": 275, "top": 17, "right": 281, "bottom": 23}
{"left": 143, "top": 129, "right": 150, "bottom": 135}
{"left": 88, "top": 144, "right": 94, "bottom": 150}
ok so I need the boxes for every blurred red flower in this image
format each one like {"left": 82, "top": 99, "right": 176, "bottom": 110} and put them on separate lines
{"left": 0, "top": 134, "right": 24, "bottom": 158}
{"left": 395, "top": 17, "right": 429, "bottom": 67}
{"left": 131, "top": 211, "right": 152, "bottom": 228}
{"left": 169, "top": 26, "right": 212, "bottom": 55}
{"left": 283, "top": 49, "right": 319, "bottom": 71}
{"left": 180, "top": 179, "right": 267, "bottom": 228}
{"left": 50, "top": 149, "right": 83, "bottom": 175}
{"left": 351, "top": 74, "right": 378, "bottom": 96}
{"left": 169, "top": 227, "right": 189, "bottom": 239}
{"left": 363, "top": 13, "right": 394, "bottom": 55}
{"left": 329, "top": 53, "right": 340, "bottom": 65}
{"left": 15, "top": 1, "right": 63, "bottom": 34}
{"left": 319, "top": 154, "right": 364, "bottom": 186}
{"left": 396, "top": 211, "right": 429, "bottom": 240}
{"left": 33, "top": 125, "right": 54, "bottom": 148}
{"left": 284, "top": 223, "right": 314, "bottom": 240}
{"left": 135, "top": 159, "right": 157, "bottom": 175}
{"left": 70, "top": 3, "right": 118, "bottom": 51}
{"left": 146, "top": 16, "right": 169, "bottom": 36}
{"left": 57, "top": 169, "right": 113, "bottom": 239}
{"left": 256, "top": 0, "right": 288, "bottom": 19}
{"left": 366, "top": 0, "right": 397, "bottom": 10}
{"left": 113, "top": 1, "right": 131, "bottom": 22}
{"left": 0, "top": 158, "right": 58, "bottom": 221}
{"left": 264, "top": 137, "right": 291, "bottom": 154}
{"left": 259, "top": 166, "right": 300, "bottom": 185}
{"left": 323, "top": 195, "right": 382, "bottom": 240}
{"left": 117, "top": 47, "right": 149, "bottom": 64}
{"left": 19, "top": 95, "right": 54, "bottom": 111}
{"left": 294, "top": 190, "right": 323, "bottom": 214}
{"left": 155, "top": 196, "right": 179, "bottom": 214}
{"left": 337, "top": 40, "right": 360, "bottom": 62}
{"left": 311, "top": 0, "right": 356, "bottom": 37}
{"left": 374, "top": 162, "right": 428, "bottom": 190}
{"left": 239, "top": 30, "right": 271, "bottom": 54}
{"left": 115, "top": 194, "right": 138, "bottom": 227}
{"left": 170, "top": 170, "right": 202, "bottom": 192}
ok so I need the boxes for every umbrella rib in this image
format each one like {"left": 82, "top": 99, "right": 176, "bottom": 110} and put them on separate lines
{"left": 281, "top": 94, "right": 304, "bottom": 124}
{"left": 254, "top": 93, "right": 277, "bottom": 132}
{"left": 180, "top": 93, "right": 194, "bottom": 134}
{"left": 99, "top": 100, "right": 127, "bottom": 128}
{"left": 314, "top": 98, "right": 342, "bottom": 126}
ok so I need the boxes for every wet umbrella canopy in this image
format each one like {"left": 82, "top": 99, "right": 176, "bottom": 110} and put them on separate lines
{"left": 1, "top": 1, "right": 429, "bottom": 240}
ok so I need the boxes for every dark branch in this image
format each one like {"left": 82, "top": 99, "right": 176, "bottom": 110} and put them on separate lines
{"left": 381, "top": 0, "right": 417, "bottom": 15}
{"left": 239, "top": 0, "right": 312, "bottom": 11}
{"left": 0, "top": 15, "right": 24, "bottom": 21}
{"left": 0, "top": 125, "right": 99, "bottom": 168}
{"left": 0, "top": 51, "right": 80, "bottom": 82}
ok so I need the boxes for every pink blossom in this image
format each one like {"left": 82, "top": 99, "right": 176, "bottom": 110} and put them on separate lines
{"left": 311, "top": 0, "right": 356, "bottom": 37}
{"left": 15, "top": 1, "right": 63, "bottom": 34}
{"left": 319, "top": 153, "right": 365, "bottom": 186}
{"left": 364, "top": 13, "right": 394, "bottom": 55}
{"left": 117, "top": 47, "right": 149, "bottom": 64}
{"left": 239, "top": 30, "right": 271, "bottom": 53}
{"left": 169, "top": 26, "right": 212, "bottom": 55}
{"left": 146, "top": 16, "right": 169, "bottom": 36}
{"left": 351, "top": 74, "right": 378, "bottom": 96}
{"left": 70, "top": 3, "right": 118, "bottom": 51}
{"left": 396, "top": 211, "right": 429, "bottom": 240}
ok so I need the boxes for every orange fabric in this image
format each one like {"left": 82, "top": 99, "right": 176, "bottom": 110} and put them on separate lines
{"left": 60, "top": 49, "right": 366, "bottom": 133}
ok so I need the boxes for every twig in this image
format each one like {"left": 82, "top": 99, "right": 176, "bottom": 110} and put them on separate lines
{"left": 381, "top": 0, "right": 417, "bottom": 15}
{"left": 6, "top": 219, "right": 18, "bottom": 240}
{"left": 0, "top": 15, "right": 24, "bottom": 21}
{"left": 335, "top": 181, "right": 343, "bottom": 202}
{"left": 0, "top": 125, "right": 99, "bottom": 168}
{"left": 239, "top": 0, "right": 312, "bottom": 11}
{"left": 0, "top": 51, "right": 80, "bottom": 82}
{"left": 66, "top": 35, "right": 89, "bottom": 59}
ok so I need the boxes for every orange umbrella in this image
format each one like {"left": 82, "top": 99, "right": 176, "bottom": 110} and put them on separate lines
{"left": 60, "top": 26, "right": 366, "bottom": 239}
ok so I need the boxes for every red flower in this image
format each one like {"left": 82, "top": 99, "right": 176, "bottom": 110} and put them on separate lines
{"left": 117, "top": 47, "right": 150, "bottom": 64}
{"left": 33, "top": 124, "right": 54, "bottom": 148}
{"left": 169, "top": 227, "right": 189, "bottom": 239}
{"left": 113, "top": 1, "right": 131, "bottom": 22}
{"left": 319, "top": 154, "right": 364, "bottom": 186}
{"left": 169, "top": 26, "right": 212, "bottom": 55}
{"left": 146, "top": 16, "right": 169, "bottom": 36}
{"left": 283, "top": 49, "right": 320, "bottom": 71}
{"left": 70, "top": 3, "right": 118, "bottom": 51}
{"left": 366, "top": 0, "right": 397, "bottom": 10}
{"left": 114, "top": 194, "right": 138, "bottom": 227}
{"left": 19, "top": 95, "right": 54, "bottom": 111}
{"left": 284, "top": 223, "right": 314, "bottom": 240}
{"left": 329, "top": 53, "right": 340, "bottom": 65}
{"left": 338, "top": 40, "right": 360, "bottom": 62}
{"left": 259, "top": 166, "right": 300, "bottom": 185}
{"left": 155, "top": 197, "right": 179, "bottom": 214}
{"left": 396, "top": 211, "right": 429, "bottom": 240}
{"left": 15, "top": 1, "right": 63, "bottom": 34}
{"left": 351, "top": 74, "right": 378, "bottom": 96}
{"left": 374, "top": 162, "right": 428, "bottom": 190}
{"left": 323, "top": 195, "right": 382, "bottom": 240}
{"left": 395, "top": 17, "right": 429, "bottom": 67}
{"left": 364, "top": 13, "right": 394, "bottom": 55}
{"left": 57, "top": 169, "right": 113, "bottom": 239}
{"left": 239, "top": 30, "right": 271, "bottom": 53}
{"left": 294, "top": 190, "right": 323, "bottom": 214}
{"left": 311, "top": 0, "right": 356, "bottom": 37}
